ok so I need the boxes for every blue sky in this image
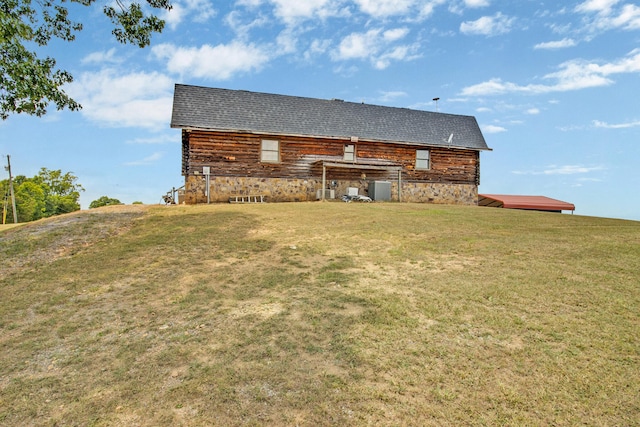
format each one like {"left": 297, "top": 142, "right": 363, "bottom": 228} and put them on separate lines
{"left": 2, "top": 0, "right": 639, "bottom": 220}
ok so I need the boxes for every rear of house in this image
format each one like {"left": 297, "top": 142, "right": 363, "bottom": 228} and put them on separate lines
{"left": 170, "top": 84, "right": 491, "bottom": 204}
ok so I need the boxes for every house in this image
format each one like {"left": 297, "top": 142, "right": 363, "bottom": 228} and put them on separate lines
{"left": 170, "top": 84, "right": 491, "bottom": 204}
{"left": 478, "top": 194, "right": 575, "bottom": 213}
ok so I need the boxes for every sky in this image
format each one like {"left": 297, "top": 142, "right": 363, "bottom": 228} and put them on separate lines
{"left": 1, "top": 0, "right": 639, "bottom": 220}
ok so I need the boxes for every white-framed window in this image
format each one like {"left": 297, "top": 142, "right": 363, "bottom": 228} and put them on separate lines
{"left": 261, "top": 139, "right": 280, "bottom": 163}
{"left": 344, "top": 144, "right": 355, "bottom": 162}
{"left": 416, "top": 149, "right": 430, "bottom": 170}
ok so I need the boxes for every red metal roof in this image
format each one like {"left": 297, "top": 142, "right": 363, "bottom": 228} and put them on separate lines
{"left": 478, "top": 194, "right": 575, "bottom": 212}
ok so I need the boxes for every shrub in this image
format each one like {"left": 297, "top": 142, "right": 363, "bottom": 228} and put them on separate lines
{"left": 89, "top": 196, "right": 123, "bottom": 209}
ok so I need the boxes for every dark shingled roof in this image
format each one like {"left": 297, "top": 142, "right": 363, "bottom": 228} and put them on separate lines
{"left": 171, "top": 84, "right": 490, "bottom": 151}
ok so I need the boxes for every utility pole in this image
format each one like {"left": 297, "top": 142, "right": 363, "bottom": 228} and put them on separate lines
{"left": 5, "top": 155, "right": 18, "bottom": 224}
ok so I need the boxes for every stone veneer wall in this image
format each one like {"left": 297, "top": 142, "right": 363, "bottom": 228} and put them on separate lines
{"left": 399, "top": 182, "right": 478, "bottom": 205}
{"left": 183, "top": 176, "right": 478, "bottom": 205}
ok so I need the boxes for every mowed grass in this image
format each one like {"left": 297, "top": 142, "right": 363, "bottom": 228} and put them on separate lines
{"left": 0, "top": 203, "right": 639, "bottom": 426}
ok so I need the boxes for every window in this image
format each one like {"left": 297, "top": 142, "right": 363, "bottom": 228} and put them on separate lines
{"left": 261, "top": 139, "right": 280, "bottom": 163}
{"left": 344, "top": 144, "right": 355, "bottom": 162}
{"left": 416, "top": 150, "right": 430, "bottom": 170}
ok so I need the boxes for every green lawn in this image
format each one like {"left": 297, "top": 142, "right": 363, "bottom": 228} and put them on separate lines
{"left": 1, "top": 203, "right": 639, "bottom": 425}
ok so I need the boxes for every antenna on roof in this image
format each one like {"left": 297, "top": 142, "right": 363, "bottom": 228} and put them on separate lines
{"left": 442, "top": 133, "right": 453, "bottom": 147}
{"left": 433, "top": 97, "right": 440, "bottom": 112}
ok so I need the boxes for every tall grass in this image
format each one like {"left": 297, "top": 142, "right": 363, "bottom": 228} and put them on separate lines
{"left": 1, "top": 203, "right": 639, "bottom": 425}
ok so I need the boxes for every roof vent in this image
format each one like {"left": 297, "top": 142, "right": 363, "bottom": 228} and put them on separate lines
{"left": 331, "top": 98, "right": 344, "bottom": 102}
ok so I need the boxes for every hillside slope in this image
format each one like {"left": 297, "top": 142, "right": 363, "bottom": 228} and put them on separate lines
{"left": 1, "top": 203, "right": 639, "bottom": 426}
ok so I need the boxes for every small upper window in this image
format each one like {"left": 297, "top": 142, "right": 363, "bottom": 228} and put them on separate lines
{"left": 261, "top": 139, "right": 280, "bottom": 163}
{"left": 416, "top": 150, "right": 430, "bottom": 170}
{"left": 344, "top": 144, "right": 355, "bottom": 162}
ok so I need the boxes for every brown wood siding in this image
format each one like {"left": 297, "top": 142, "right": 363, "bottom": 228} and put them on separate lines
{"left": 181, "top": 130, "right": 189, "bottom": 175}
{"left": 183, "top": 130, "right": 479, "bottom": 184}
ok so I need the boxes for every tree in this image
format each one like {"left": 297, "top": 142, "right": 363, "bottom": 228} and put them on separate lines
{"left": 89, "top": 196, "right": 122, "bottom": 209}
{"left": 1, "top": 167, "right": 84, "bottom": 222}
{"left": 1, "top": 0, "right": 172, "bottom": 120}
{"left": 33, "top": 168, "right": 84, "bottom": 215}
{"left": 15, "top": 180, "right": 45, "bottom": 222}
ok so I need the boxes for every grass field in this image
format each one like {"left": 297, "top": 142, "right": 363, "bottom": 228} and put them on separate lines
{"left": 1, "top": 202, "right": 639, "bottom": 426}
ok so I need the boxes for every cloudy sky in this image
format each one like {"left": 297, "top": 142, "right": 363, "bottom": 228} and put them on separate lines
{"left": 2, "top": 0, "right": 639, "bottom": 220}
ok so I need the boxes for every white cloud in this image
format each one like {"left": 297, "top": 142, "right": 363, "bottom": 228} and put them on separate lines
{"left": 354, "top": 0, "right": 415, "bottom": 17}
{"left": 225, "top": 11, "right": 270, "bottom": 39}
{"left": 276, "top": 28, "right": 299, "bottom": 54}
{"left": 464, "top": 0, "right": 489, "bottom": 7}
{"left": 526, "top": 108, "right": 540, "bottom": 115}
{"left": 384, "top": 27, "right": 410, "bottom": 41}
{"left": 460, "top": 12, "right": 514, "bottom": 36}
{"left": 461, "top": 49, "right": 640, "bottom": 96}
{"left": 81, "top": 48, "right": 121, "bottom": 65}
{"left": 543, "top": 165, "right": 605, "bottom": 175}
{"left": 378, "top": 91, "right": 407, "bottom": 102}
{"left": 512, "top": 164, "right": 605, "bottom": 175}
{"left": 127, "top": 134, "right": 181, "bottom": 144}
{"left": 575, "top": 0, "right": 620, "bottom": 15}
{"left": 162, "top": 3, "right": 187, "bottom": 29}
{"left": 374, "top": 45, "right": 420, "bottom": 69}
{"left": 482, "top": 124, "right": 507, "bottom": 133}
{"left": 610, "top": 4, "right": 640, "bottom": 30}
{"left": 152, "top": 41, "right": 271, "bottom": 80}
{"left": 534, "top": 38, "right": 577, "bottom": 50}
{"left": 576, "top": 1, "right": 640, "bottom": 32}
{"left": 236, "top": 0, "right": 262, "bottom": 6}
{"left": 593, "top": 119, "right": 640, "bottom": 128}
{"left": 162, "top": 0, "right": 216, "bottom": 29}
{"left": 268, "top": 0, "right": 347, "bottom": 24}
{"left": 416, "top": 0, "right": 446, "bottom": 19}
{"left": 334, "top": 30, "right": 380, "bottom": 60}
{"left": 187, "top": 0, "right": 217, "bottom": 22}
{"left": 304, "top": 39, "right": 332, "bottom": 61}
{"left": 124, "top": 152, "right": 165, "bottom": 166}
{"left": 331, "top": 28, "right": 419, "bottom": 69}
{"left": 69, "top": 70, "right": 174, "bottom": 130}
{"left": 353, "top": 0, "right": 446, "bottom": 20}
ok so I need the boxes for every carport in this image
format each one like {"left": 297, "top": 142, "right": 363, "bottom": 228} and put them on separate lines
{"left": 320, "top": 161, "right": 403, "bottom": 201}
{"left": 478, "top": 194, "right": 575, "bottom": 213}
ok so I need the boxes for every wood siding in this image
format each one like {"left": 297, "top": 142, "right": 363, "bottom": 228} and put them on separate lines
{"left": 183, "top": 130, "right": 480, "bottom": 185}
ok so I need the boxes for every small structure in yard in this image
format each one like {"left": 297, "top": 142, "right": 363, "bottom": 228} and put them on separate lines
{"left": 170, "top": 84, "right": 491, "bottom": 204}
{"left": 478, "top": 194, "right": 575, "bottom": 213}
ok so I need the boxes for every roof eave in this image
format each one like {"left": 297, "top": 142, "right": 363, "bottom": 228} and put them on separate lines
{"left": 171, "top": 125, "right": 491, "bottom": 151}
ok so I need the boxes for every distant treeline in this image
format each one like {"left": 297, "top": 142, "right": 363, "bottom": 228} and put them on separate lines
{"left": 1, "top": 168, "right": 83, "bottom": 223}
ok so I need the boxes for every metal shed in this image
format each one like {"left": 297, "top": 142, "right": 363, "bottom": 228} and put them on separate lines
{"left": 478, "top": 194, "right": 575, "bottom": 213}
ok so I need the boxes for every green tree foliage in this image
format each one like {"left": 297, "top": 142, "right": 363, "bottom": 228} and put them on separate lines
{"left": 0, "top": 0, "right": 171, "bottom": 120}
{"left": 14, "top": 180, "right": 45, "bottom": 222}
{"left": 89, "top": 196, "right": 122, "bottom": 209}
{"left": 1, "top": 167, "right": 83, "bottom": 222}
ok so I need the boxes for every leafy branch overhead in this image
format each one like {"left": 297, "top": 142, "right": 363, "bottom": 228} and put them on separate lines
{"left": 0, "top": 0, "right": 172, "bottom": 120}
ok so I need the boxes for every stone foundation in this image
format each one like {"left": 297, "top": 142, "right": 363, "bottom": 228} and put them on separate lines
{"left": 400, "top": 182, "right": 478, "bottom": 205}
{"left": 183, "top": 176, "right": 478, "bottom": 205}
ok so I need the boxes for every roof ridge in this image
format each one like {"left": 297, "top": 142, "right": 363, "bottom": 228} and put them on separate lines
{"left": 171, "top": 84, "right": 490, "bottom": 151}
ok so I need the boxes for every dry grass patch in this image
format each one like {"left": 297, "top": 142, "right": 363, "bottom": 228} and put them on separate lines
{"left": 1, "top": 203, "right": 639, "bottom": 425}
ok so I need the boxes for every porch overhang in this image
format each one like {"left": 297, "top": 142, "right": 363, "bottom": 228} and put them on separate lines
{"left": 319, "top": 160, "right": 403, "bottom": 201}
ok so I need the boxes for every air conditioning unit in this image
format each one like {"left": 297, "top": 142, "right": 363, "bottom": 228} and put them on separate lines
{"left": 368, "top": 181, "right": 391, "bottom": 201}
